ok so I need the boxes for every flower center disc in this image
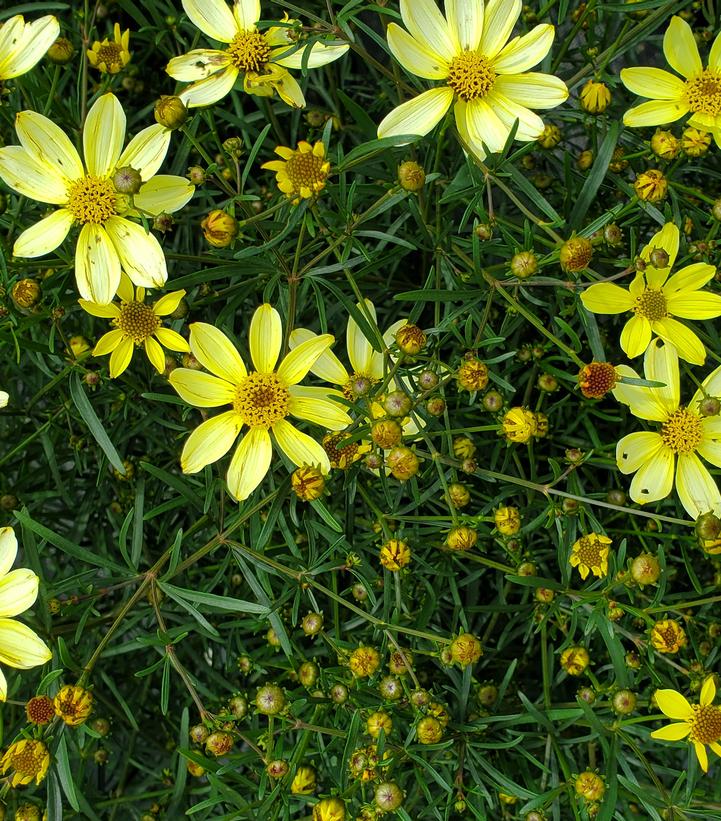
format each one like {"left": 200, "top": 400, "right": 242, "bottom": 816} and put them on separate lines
{"left": 227, "top": 31, "right": 271, "bottom": 72}
{"left": 96, "top": 43, "right": 123, "bottom": 66}
{"left": 10, "top": 742, "right": 45, "bottom": 779}
{"left": 233, "top": 372, "right": 290, "bottom": 427}
{"left": 690, "top": 704, "right": 721, "bottom": 744}
{"left": 67, "top": 175, "right": 117, "bottom": 224}
{"left": 634, "top": 288, "right": 667, "bottom": 321}
{"left": 285, "top": 152, "right": 327, "bottom": 191}
{"left": 574, "top": 536, "right": 604, "bottom": 567}
{"left": 686, "top": 69, "right": 721, "bottom": 116}
{"left": 116, "top": 301, "right": 161, "bottom": 344}
{"left": 447, "top": 51, "right": 495, "bottom": 101}
{"left": 661, "top": 407, "right": 702, "bottom": 453}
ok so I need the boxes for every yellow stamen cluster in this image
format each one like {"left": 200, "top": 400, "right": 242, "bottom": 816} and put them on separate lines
{"left": 233, "top": 372, "right": 290, "bottom": 428}
{"left": 571, "top": 533, "right": 610, "bottom": 578}
{"left": 634, "top": 288, "right": 668, "bottom": 320}
{"left": 228, "top": 31, "right": 271, "bottom": 72}
{"left": 578, "top": 361, "right": 617, "bottom": 399}
{"left": 650, "top": 619, "right": 686, "bottom": 654}
{"left": 689, "top": 704, "right": 721, "bottom": 744}
{"left": 661, "top": 408, "right": 702, "bottom": 453}
{"left": 0, "top": 740, "right": 49, "bottom": 786}
{"left": 447, "top": 52, "right": 495, "bottom": 101}
{"left": 685, "top": 69, "right": 721, "bottom": 116}
{"left": 323, "top": 432, "right": 364, "bottom": 469}
{"left": 115, "top": 302, "right": 161, "bottom": 344}
{"left": 66, "top": 176, "right": 117, "bottom": 224}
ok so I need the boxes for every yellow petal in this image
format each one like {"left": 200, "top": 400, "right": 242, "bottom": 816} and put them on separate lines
{"left": 288, "top": 387, "right": 352, "bottom": 430}
{"left": 0, "top": 145, "right": 69, "bottom": 204}
{"left": 621, "top": 67, "right": 686, "bottom": 101}
{"left": 144, "top": 337, "right": 166, "bottom": 374}
{"left": 664, "top": 16, "right": 702, "bottom": 79}
{"left": 104, "top": 217, "right": 167, "bottom": 290}
{"left": 493, "top": 24, "right": 554, "bottom": 74}
{"left": 109, "top": 336, "right": 134, "bottom": 377}
{"left": 377, "top": 87, "right": 454, "bottom": 141}
{"left": 399, "top": 0, "right": 457, "bottom": 61}
{"left": 169, "top": 368, "right": 235, "bottom": 407}
{"left": 134, "top": 175, "right": 195, "bottom": 216}
{"left": 445, "top": 0, "right": 483, "bottom": 50}
{"left": 613, "top": 364, "right": 668, "bottom": 422}
{"left": 486, "top": 93, "right": 544, "bottom": 141}
{"left": 179, "top": 66, "right": 239, "bottom": 108}
{"left": 93, "top": 328, "right": 125, "bottom": 356}
{"left": 628, "top": 445, "right": 675, "bottom": 504}
{"left": 79, "top": 299, "right": 121, "bottom": 319}
{"left": 616, "top": 431, "right": 664, "bottom": 474}
{"left": 385, "top": 23, "right": 449, "bottom": 80}
{"left": 277, "top": 334, "right": 334, "bottom": 385}
{"left": 651, "top": 722, "right": 691, "bottom": 741}
{"left": 155, "top": 328, "right": 189, "bottom": 353}
{"left": 233, "top": 0, "right": 260, "bottom": 31}
{"left": 347, "top": 300, "right": 378, "bottom": 376}
{"left": 182, "top": 0, "right": 237, "bottom": 42}
{"left": 653, "top": 318, "right": 706, "bottom": 366}
{"left": 0, "top": 570, "right": 38, "bottom": 617}
{"left": 180, "top": 410, "right": 242, "bottom": 474}
{"left": 75, "top": 223, "right": 121, "bottom": 304}
{"left": 116, "top": 124, "right": 171, "bottom": 182}
{"left": 580, "top": 282, "right": 633, "bottom": 314}
{"left": 271, "top": 418, "right": 331, "bottom": 473}
{"left": 0, "top": 529, "right": 18, "bottom": 578}
{"left": 620, "top": 314, "right": 652, "bottom": 359}
{"left": 249, "top": 304, "right": 282, "bottom": 373}
{"left": 0, "top": 666, "right": 6, "bottom": 701}
{"left": 480, "top": 0, "right": 522, "bottom": 58}
{"left": 664, "top": 262, "right": 716, "bottom": 297}
{"left": 666, "top": 291, "right": 721, "bottom": 320}
{"left": 0, "top": 618, "right": 52, "bottom": 669}
{"left": 644, "top": 338, "right": 680, "bottom": 414}
{"left": 676, "top": 452, "right": 721, "bottom": 519}
{"left": 15, "top": 110, "right": 83, "bottom": 181}
{"left": 641, "top": 222, "right": 679, "bottom": 275}
{"left": 226, "top": 426, "right": 273, "bottom": 501}
{"left": 701, "top": 676, "right": 717, "bottom": 706}
{"left": 694, "top": 741, "right": 709, "bottom": 773}
{"left": 166, "top": 48, "right": 230, "bottom": 81}
{"left": 0, "top": 15, "right": 59, "bottom": 79}
{"left": 83, "top": 93, "right": 125, "bottom": 178}
{"left": 274, "top": 41, "right": 349, "bottom": 70}
{"left": 153, "top": 290, "right": 186, "bottom": 317}
{"left": 463, "top": 97, "right": 509, "bottom": 153}
{"left": 13, "top": 209, "right": 74, "bottom": 258}
{"left": 289, "top": 329, "right": 349, "bottom": 385}
{"left": 654, "top": 689, "right": 694, "bottom": 720}
{"left": 117, "top": 271, "right": 134, "bottom": 303}
{"left": 189, "top": 323, "right": 247, "bottom": 383}
{"left": 493, "top": 72, "right": 568, "bottom": 109}
{"left": 623, "top": 99, "right": 689, "bottom": 128}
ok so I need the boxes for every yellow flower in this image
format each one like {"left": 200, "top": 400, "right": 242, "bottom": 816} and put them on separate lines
{"left": 580, "top": 79, "right": 611, "bottom": 113}
{"left": 322, "top": 432, "right": 370, "bottom": 470}
{"left": 262, "top": 141, "right": 330, "bottom": 205}
{"left": 681, "top": 126, "right": 712, "bottom": 156}
{"left": 651, "top": 676, "right": 721, "bottom": 772}
{"left": 0, "top": 93, "right": 195, "bottom": 304}
{"left": 0, "top": 14, "right": 59, "bottom": 80}
{"left": 348, "top": 646, "right": 380, "bottom": 678}
{"left": 0, "top": 391, "right": 8, "bottom": 409}
{"left": 80, "top": 274, "right": 189, "bottom": 378}
{"left": 379, "top": 539, "right": 411, "bottom": 571}
{"left": 169, "top": 305, "right": 351, "bottom": 501}
{"left": 166, "top": 0, "right": 348, "bottom": 109}
{"left": 634, "top": 169, "right": 668, "bottom": 202}
{"left": 502, "top": 407, "right": 537, "bottom": 443}
{"left": 650, "top": 619, "right": 687, "bottom": 654}
{"left": 569, "top": 532, "right": 611, "bottom": 580}
{"left": 312, "top": 797, "right": 345, "bottom": 821}
{"left": 0, "top": 739, "right": 49, "bottom": 786}
{"left": 376, "top": 0, "right": 568, "bottom": 160}
{"left": 613, "top": 340, "right": 721, "bottom": 519}
{"left": 578, "top": 361, "right": 619, "bottom": 399}
{"left": 575, "top": 771, "right": 605, "bottom": 801}
{"left": 0, "top": 527, "right": 52, "bottom": 700}
{"left": 581, "top": 223, "right": 721, "bottom": 364}
{"left": 560, "top": 646, "right": 589, "bottom": 676}
{"left": 621, "top": 16, "right": 721, "bottom": 147}
{"left": 494, "top": 506, "right": 521, "bottom": 535}
{"left": 54, "top": 684, "right": 93, "bottom": 726}
{"left": 290, "top": 764, "right": 317, "bottom": 795}
{"left": 87, "top": 23, "right": 131, "bottom": 74}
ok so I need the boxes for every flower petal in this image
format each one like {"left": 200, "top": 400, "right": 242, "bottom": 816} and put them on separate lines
{"left": 0, "top": 146, "right": 69, "bottom": 204}
{"left": 13, "top": 209, "right": 74, "bottom": 258}
{"left": 580, "top": 282, "right": 634, "bottom": 314}
{"left": 145, "top": 337, "right": 166, "bottom": 374}
{"left": 664, "top": 16, "right": 702, "bottom": 79}
{"left": 166, "top": 48, "right": 230, "bottom": 81}
{"left": 655, "top": 689, "right": 694, "bottom": 720}
{"left": 249, "top": 304, "right": 282, "bottom": 373}
{"left": 79, "top": 299, "right": 121, "bottom": 319}
{"left": 289, "top": 328, "right": 349, "bottom": 385}
{"left": 664, "top": 262, "right": 716, "bottom": 296}
{"left": 288, "top": 388, "right": 353, "bottom": 430}
{"left": 155, "top": 328, "right": 190, "bottom": 352}
{"left": 274, "top": 41, "right": 349, "bottom": 70}
{"left": 666, "top": 291, "right": 721, "bottom": 320}
{"left": 179, "top": 66, "right": 239, "bottom": 107}
{"left": 676, "top": 452, "right": 721, "bottom": 519}
{"left": 616, "top": 431, "right": 664, "bottom": 474}
{"left": 153, "top": 290, "right": 186, "bottom": 317}
{"left": 189, "top": 323, "right": 247, "bottom": 384}
{"left": 116, "top": 124, "right": 172, "bottom": 182}
{"left": 0, "top": 619, "right": 51, "bottom": 669}
{"left": 93, "top": 328, "right": 125, "bottom": 356}
{"left": 493, "top": 23, "right": 553, "bottom": 74}
{"left": 226, "top": 426, "right": 273, "bottom": 501}
{"left": 399, "top": 0, "right": 457, "bottom": 61}
{"left": 385, "top": 23, "right": 449, "bottom": 80}
{"left": 651, "top": 722, "right": 691, "bottom": 741}
{"left": 347, "top": 301, "right": 379, "bottom": 377}
{"left": 653, "top": 317, "right": 706, "bottom": 366}
{"left": 75, "top": 223, "right": 121, "bottom": 304}
{"left": 623, "top": 99, "right": 689, "bottom": 128}
{"left": 462, "top": 97, "right": 510, "bottom": 153}
{"left": 271, "top": 418, "right": 330, "bottom": 473}
{"left": 109, "top": 336, "right": 134, "bottom": 377}
{"left": 15, "top": 110, "right": 83, "bottom": 181}
{"left": 182, "top": 0, "right": 237, "bottom": 42}
{"left": 277, "top": 334, "right": 334, "bottom": 385}
{"left": 620, "top": 314, "right": 652, "bottom": 359}
{"left": 628, "top": 445, "right": 675, "bottom": 504}
{"left": 83, "top": 93, "right": 126, "bottom": 178}
{"left": 0, "top": 529, "right": 18, "bottom": 578}
{"left": 104, "top": 216, "right": 167, "bottom": 290}
{"left": 493, "top": 72, "right": 568, "bottom": 109}
{"left": 487, "top": 92, "right": 545, "bottom": 141}
{"left": 169, "top": 368, "right": 236, "bottom": 407}
{"left": 377, "top": 87, "right": 454, "bottom": 140}
{"left": 620, "top": 67, "right": 686, "bottom": 100}
{"left": 233, "top": 0, "right": 260, "bottom": 31}
{"left": 613, "top": 364, "right": 668, "bottom": 422}
{"left": 444, "top": 0, "right": 483, "bottom": 50}
{"left": 0, "top": 15, "right": 59, "bottom": 79}
{"left": 180, "top": 410, "right": 242, "bottom": 474}
{"left": 641, "top": 222, "right": 679, "bottom": 275}
{"left": 694, "top": 741, "right": 709, "bottom": 773}
{"left": 480, "top": 0, "right": 522, "bottom": 59}
{"left": 133, "top": 175, "right": 195, "bottom": 216}
{"left": 701, "top": 676, "right": 717, "bottom": 707}
{"left": 644, "top": 338, "right": 680, "bottom": 414}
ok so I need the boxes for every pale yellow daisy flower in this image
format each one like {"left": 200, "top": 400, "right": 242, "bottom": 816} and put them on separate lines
{"left": 377, "top": 0, "right": 568, "bottom": 159}
{"left": 166, "top": 0, "right": 348, "bottom": 109}
{"left": 0, "top": 527, "right": 52, "bottom": 701}
{"left": 169, "top": 305, "right": 353, "bottom": 501}
{"left": 79, "top": 273, "right": 189, "bottom": 378}
{"left": 613, "top": 339, "right": 721, "bottom": 519}
{"left": 621, "top": 16, "right": 721, "bottom": 147}
{"left": 580, "top": 223, "right": 721, "bottom": 365}
{"left": 0, "top": 93, "right": 195, "bottom": 304}
{"left": 0, "top": 14, "right": 59, "bottom": 80}
{"left": 651, "top": 676, "right": 721, "bottom": 773}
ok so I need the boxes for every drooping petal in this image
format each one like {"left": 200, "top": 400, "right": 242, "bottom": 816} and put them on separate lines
{"left": 153, "top": 290, "right": 186, "bottom": 317}
{"left": 277, "top": 334, "right": 334, "bottom": 385}
{"left": 273, "top": 41, "right": 349, "bottom": 70}
{"left": 650, "top": 722, "right": 691, "bottom": 741}
{"left": 445, "top": 0, "right": 483, "bottom": 50}
{"left": 169, "top": 368, "right": 236, "bottom": 407}
{"left": 13, "top": 209, "right": 74, "bottom": 258}
{"left": 0, "top": 146, "right": 70, "bottom": 204}
{"left": 0, "top": 619, "right": 52, "bottom": 669}
{"left": 377, "top": 87, "right": 454, "bottom": 140}
{"left": 109, "top": 336, "right": 134, "bottom": 377}
{"left": 154, "top": 328, "right": 190, "bottom": 352}
{"left": 620, "top": 67, "right": 686, "bottom": 100}
{"left": 399, "top": 0, "right": 457, "bottom": 61}
{"left": 613, "top": 364, "right": 669, "bottom": 422}
{"left": 664, "top": 262, "right": 717, "bottom": 297}
{"left": 15, "top": 110, "right": 83, "bottom": 181}
{"left": 615, "top": 431, "right": 665, "bottom": 474}
{"left": 385, "top": 23, "right": 450, "bottom": 80}
{"left": 701, "top": 676, "right": 717, "bottom": 706}
{"left": 144, "top": 337, "right": 166, "bottom": 374}
{"left": 0, "top": 529, "right": 18, "bottom": 578}
{"left": 644, "top": 338, "right": 680, "bottom": 414}
{"left": 116, "top": 124, "right": 171, "bottom": 181}
{"left": 133, "top": 175, "right": 195, "bottom": 215}
{"left": 676, "top": 452, "right": 721, "bottom": 519}
{"left": 180, "top": 410, "right": 242, "bottom": 473}
{"left": 288, "top": 388, "right": 352, "bottom": 430}
{"left": 493, "top": 72, "right": 569, "bottom": 109}
{"left": 104, "top": 216, "right": 167, "bottom": 290}
{"left": 83, "top": 93, "right": 126, "bottom": 178}
{"left": 580, "top": 282, "right": 634, "bottom": 314}
{"left": 189, "top": 323, "right": 247, "bottom": 384}
{"left": 92, "top": 328, "right": 125, "bottom": 356}
{"left": 226, "top": 426, "right": 273, "bottom": 501}
{"left": 663, "top": 16, "right": 702, "bottom": 79}
{"left": 166, "top": 49, "right": 230, "bottom": 81}
{"left": 492, "top": 24, "right": 554, "bottom": 74}
{"left": 463, "top": 97, "right": 510, "bottom": 153}
{"left": 486, "top": 93, "right": 545, "bottom": 141}
{"left": 480, "top": 0, "right": 522, "bottom": 59}
{"left": 623, "top": 99, "right": 689, "bottom": 128}
{"left": 0, "top": 15, "right": 59, "bottom": 79}
{"left": 628, "top": 445, "right": 675, "bottom": 504}
{"left": 694, "top": 741, "right": 709, "bottom": 773}
{"left": 347, "top": 301, "right": 378, "bottom": 376}
{"left": 79, "top": 299, "right": 121, "bottom": 319}
{"left": 249, "top": 304, "right": 282, "bottom": 373}
{"left": 182, "top": 0, "right": 237, "bottom": 42}
{"left": 271, "top": 418, "right": 331, "bottom": 473}
{"left": 289, "top": 329, "right": 349, "bottom": 385}
{"left": 655, "top": 689, "right": 694, "bottom": 720}
{"left": 75, "top": 223, "right": 121, "bottom": 304}
{"left": 653, "top": 317, "right": 706, "bottom": 366}
{"left": 620, "top": 314, "right": 652, "bottom": 359}
{"left": 666, "top": 291, "right": 721, "bottom": 320}
{"left": 233, "top": 0, "right": 261, "bottom": 31}
{"left": 179, "top": 66, "right": 239, "bottom": 108}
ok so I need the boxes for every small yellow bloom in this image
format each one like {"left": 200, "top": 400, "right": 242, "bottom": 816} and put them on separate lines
{"left": 650, "top": 619, "right": 687, "bottom": 654}
{"left": 681, "top": 126, "right": 712, "bottom": 156}
{"left": 651, "top": 676, "right": 721, "bottom": 772}
{"left": 559, "top": 236, "right": 593, "bottom": 272}
{"left": 80, "top": 274, "right": 189, "bottom": 378}
{"left": 0, "top": 14, "right": 59, "bottom": 80}
{"left": 569, "top": 532, "right": 611, "bottom": 580}
{"left": 634, "top": 169, "right": 668, "bottom": 202}
{"left": 291, "top": 466, "right": 325, "bottom": 501}
{"left": 379, "top": 539, "right": 411, "bottom": 571}
{"left": 0, "top": 739, "right": 49, "bottom": 786}
{"left": 397, "top": 161, "right": 426, "bottom": 192}
{"left": 575, "top": 771, "right": 605, "bottom": 801}
{"left": 416, "top": 716, "right": 443, "bottom": 744}
{"left": 449, "top": 634, "right": 482, "bottom": 667}
{"left": 457, "top": 357, "right": 489, "bottom": 391}
{"left": 87, "top": 23, "right": 131, "bottom": 74}
{"left": 651, "top": 129, "right": 680, "bottom": 160}
{"left": 201, "top": 210, "right": 238, "bottom": 247}
{"left": 54, "top": 684, "right": 93, "bottom": 726}
{"left": 580, "top": 79, "right": 611, "bottom": 113}
{"left": 348, "top": 646, "right": 381, "bottom": 678}
{"left": 445, "top": 525, "right": 478, "bottom": 551}
{"left": 262, "top": 141, "right": 330, "bottom": 205}
{"left": 560, "top": 646, "right": 590, "bottom": 676}
{"left": 502, "top": 407, "right": 537, "bottom": 443}
{"left": 537, "top": 123, "right": 562, "bottom": 149}
{"left": 25, "top": 695, "right": 55, "bottom": 726}
{"left": 313, "top": 797, "right": 346, "bottom": 821}
{"left": 366, "top": 710, "right": 393, "bottom": 739}
{"left": 494, "top": 506, "right": 521, "bottom": 535}
{"left": 290, "top": 764, "right": 317, "bottom": 795}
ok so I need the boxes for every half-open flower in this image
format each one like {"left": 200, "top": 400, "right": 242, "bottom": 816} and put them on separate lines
{"left": 0, "top": 14, "right": 59, "bottom": 80}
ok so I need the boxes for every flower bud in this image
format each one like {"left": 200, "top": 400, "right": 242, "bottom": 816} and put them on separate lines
{"left": 255, "top": 684, "right": 286, "bottom": 715}
{"left": 630, "top": 553, "right": 661, "bottom": 586}
{"left": 266, "top": 759, "right": 289, "bottom": 778}
{"left": 445, "top": 525, "right": 477, "bottom": 551}
{"left": 154, "top": 95, "right": 188, "bottom": 129}
{"left": 416, "top": 716, "right": 443, "bottom": 744}
{"left": 201, "top": 210, "right": 238, "bottom": 247}
{"left": 378, "top": 675, "right": 402, "bottom": 700}
{"left": 398, "top": 161, "right": 426, "bottom": 192}
{"left": 559, "top": 237, "right": 593, "bottom": 272}
{"left": 299, "top": 661, "right": 319, "bottom": 687}
{"left": 612, "top": 689, "right": 636, "bottom": 715}
{"left": 395, "top": 323, "right": 426, "bottom": 354}
{"left": 374, "top": 781, "right": 404, "bottom": 812}
{"left": 449, "top": 633, "right": 482, "bottom": 666}
{"left": 457, "top": 357, "right": 489, "bottom": 391}
{"left": 26, "top": 695, "right": 55, "bottom": 726}
{"left": 577, "top": 150, "right": 593, "bottom": 170}
{"left": 187, "top": 166, "right": 206, "bottom": 185}
{"left": 383, "top": 391, "right": 412, "bottom": 417}
{"left": 537, "top": 124, "right": 561, "bottom": 149}
{"left": 189, "top": 724, "right": 209, "bottom": 744}
{"left": 301, "top": 612, "right": 323, "bottom": 636}
{"left": 651, "top": 129, "right": 679, "bottom": 160}
{"left": 205, "top": 731, "right": 233, "bottom": 757}
{"left": 634, "top": 169, "right": 667, "bottom": 202}
{"left": 580, "top": 80, "right": 611, "bottom": 113}
{"left": 575, "top": 771, "right": 605, "bottom": 801}
{"left": 426, "top": 397, "right": 445, "bottom": 416}
{"left": 560, "top": 646, "right": 589, "bottom": 676}
{"left": 366, "top": 710, "right": 392, "bottom": 738}
{"left": 291, "top": 465, "right": 325, "bottom": 500}
{"left": 386, "top": 446, "right": 419, "bottom": 481}
{"left": 47, "top": 37, "right": 75, "bottom": 64}
{"left": 113, "top": 166, "right": 142, "bottom": 194}
{"left": 11, "top": 278, "right": 41, "bottom": 309}
{"left": 371, "top": 419, "right": 402, "bottom": 449}
{"left": 330, "top": 683, "right": 348, "bottom": 703}
{"left": 510, "top": 250, "right": 538, "bottom": 279}
{"left": 418, "top": 370, "right": 438, "bottom": 390}
{"left": 447, "top": 483, "right": 470, "bottom": 508}
{"left": 494, "top": 506, "right": 521, "bottom": 535}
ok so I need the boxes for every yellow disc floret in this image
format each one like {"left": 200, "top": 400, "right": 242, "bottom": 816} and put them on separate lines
{"left": 66, "top": 175, "right": 117, "bottom": 224}
{"left": 227, "top": 31, "right": 271, "bottom": 72}
{"left": 661, "top": 408, "right": 702, "bottom": 453}
{"left": 447, "top": 51, "right": 495, "bottom": 101}
{"left": 634, "top": 288, "right": 668, "bottom": 321}
{"left": 116, "top": 302, "right": 161, "bottom": 344}
{"left": 689, "top": 703, "right": 721, "bottom": 744}
{"left": 233, "top": 372, "right": 290, "bottom": 428}
{"left": 685, "top": 69, "right": 721, "bottom": 116}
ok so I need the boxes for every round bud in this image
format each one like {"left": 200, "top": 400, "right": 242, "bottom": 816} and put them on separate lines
{"left": 153, "top": 213, "right": 175, "bottom": 232}
{"left": 482, "top": 390, "right": 503, "bottom": 412}
{"left": 389, "top": 650, "right": 414, "bottom": 675}
{"left": 112, "top": 165, "right": 142, "bottom": 195}
{"left": 301, "top": 612, "right": 324, "bottom": 636}
{"left": 630, "top": 553, "right": 661, "bottom": 586}
{"left": 445, "top": 526, "right": 478, "bottom": 551}
{"left": 205, "top": 731, "right": 233, "bottom": 757}
{"left": 189, "top": 724, "right": 209, "bottom": 744}
{"left": 606, "top": 488, "right": 626, "bottom": 506}
{"left": 352, "top": 582, "right": 368, "bottom": 601}
{"left": 510, "top": 251, "right": 538, "bottom": 279}
{"left": 713, "top": 199, "right": 721, "bottom": 222}
{"left": 11, "top": 279, "right": 41, "bottom": 309}
{"left": 330, "top": 684, "right": 348, "bottom": 704}
{"left": 517, "top": 561, "right": 536, "bottom": 577}
{"left": 383, "top": 391, "right": 412, "bottom": 417}
{"left": 696, "top": 511, "right": 721, "bottom": 540}
{"left": 187, "top": 166, "right": 206, "bottom": 185}
{"left": 537, "top": 373, "right": 558, "bottom": 392}
{"left": 649, "top": 248, "right": 669, "bottom": 269}
{"left": 91, "top": 717, "right": 110, "bottom": 736}
{"left": 612, "top": 689, "right": 636, "bottom": 715}
{"left": 416, "top": 716, "right": 443, "bottom": 744}
{"left": 418, "top": 370, "right": 439, "bottom": 390}
{"left": 398, "top": 161, "right": 426, "bottom": 192}
{"left": 386, "top": 446, "right": 419, "bottom": 481}
{"left": 374, "top": 782, "right": 404, "bottom": 812}
{"left": 378, "top": 675, "right": 403, "bottom": 701}
{"left": 577, "top": 687, "right": 596, "bottom": 705}
{"left": 266, "top": 759, "right": 289, "bottom": 778}
{"left": 700, "top": 397, "right": 721, "bottom": 417}
{"left": 47, "top": 36, "right": 75, "bottom": 64}
{"left": 154, "top": 95, "right": 188, "bottom": 129}
{"left": 298, "top": 661, "right": 319, "bottom": 687}
{"left": 477, "top": 684, "right": 498, "bottom": 706}
{"left": 449, "top": 633, "right": 483, "bottom": 666}
{"left": 475, "top": 223, "right": 492, "bottom": 241}
{"left": 447, "top": 483, "right": 471, "bottom": 509}
{"left": 409, "top": 688, "right": 429, "bottom": 707}
{"left": 255, "top": 684, "right": 286, "bottom": 716}
{"left": 396, "top": 323, "right": 427, "bottom": 355}
{"left": 371, "top": 419, "right": 402, "bottom": 449}
{"left": 559, "top": 237, "right": 593, "bottom": 272}
{"left": 426, "top": 397, "right": 446, "bottom": 416}
{"left": 228, "top": 696, "right": 248, "bottom": 718}
{"left": 201, "top": 210, "right": 238, "bottom": 248}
